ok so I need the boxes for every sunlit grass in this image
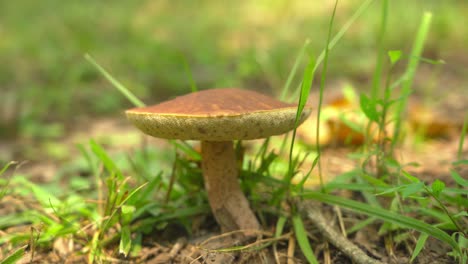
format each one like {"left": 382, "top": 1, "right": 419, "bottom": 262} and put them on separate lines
{"left": 1, "top": 1, "right": 467, "bottom": 263}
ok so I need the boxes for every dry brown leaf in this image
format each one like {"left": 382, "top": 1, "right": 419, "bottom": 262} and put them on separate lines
{"left": 408, "top": 101, "right": 460, "bottom": 138}
{"left": 298, "top": 90, "right": 371, "bottom": 147}
{"left": 53, "top": 236, "right": 74, "bottom": 259}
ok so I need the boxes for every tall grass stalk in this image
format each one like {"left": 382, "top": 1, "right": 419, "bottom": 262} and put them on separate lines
{"left": 280, "top": 39, "right": 311, "bottom": 101}
{"left": 284, "top": 0, "right": 376, "bottom": 182}
{"left": 358, "top": 0, "right": 389, "bottom": 206}
{"left": 457, "top": 114, "right": 468, "bottom": 160}
{"left": 286, "top": 58, "right": 315, "bottom": 187}
{"left": 289, "top": 0, "right": 375, "bottom": 101}
{"left": 85, "top": 54, "right": 146, "bottom": 107}
{"left": 180, "top": 55, "right": 198, "bottom": 93}
{"left": 284, "top": 2, "right": 339, "bottom": 263}
{"left": 392, "top": 12, "right": 432, "bottom": 148}
{"left": 315, "top": 0, "right": 339, "bottom": 190}
{"left": 370, "top": 0, "right": 388, "bottom": 99}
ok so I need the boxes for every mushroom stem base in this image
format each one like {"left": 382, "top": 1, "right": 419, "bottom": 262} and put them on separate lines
{"left": 201, "top": 140, "right": 260, "bottom": 233}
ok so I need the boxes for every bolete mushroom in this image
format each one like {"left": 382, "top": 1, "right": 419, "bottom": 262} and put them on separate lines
{"left": 125, "top": 88, "right": 312, "bottom": 233}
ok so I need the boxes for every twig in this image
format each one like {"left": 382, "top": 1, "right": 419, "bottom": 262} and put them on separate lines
{"left": 324, "top": 241, "right": 331, "bottom": 264}
{"left": 334, "top": 205, "right": 347, "bottom": 237}
{"left": 297, "top": 201, "right": 383, "bottom": 264}
{"left": 287, "top": 234, "right": 295, "bottom": 264}
{"left": 169, "top": 237, "right": 187, "bottom": 258}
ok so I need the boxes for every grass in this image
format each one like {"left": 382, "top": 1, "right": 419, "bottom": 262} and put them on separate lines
{"left": 0, "top": 141, "right": 209, "bottom": 262}
{"left": 1, "top": 1, "right": 467, "bottom": 263}
{"left": 392, "top": 12, "right": 434, "bottom": 150}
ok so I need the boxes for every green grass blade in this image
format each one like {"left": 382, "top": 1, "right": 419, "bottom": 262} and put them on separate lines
{"left": 355, "top": 174, "right": 383, "bottom": 208}
{"left": 449, "top": 170, "right": 468, "bottom": 187}
{"left": 297, "top": 191, "right": 461, "bottom": 254}
{"left": 314, "top": 0, "right": 374, "bottom": 71}
{"left": 77, "top": 143, "right": 99, "bottom": 178}
{"left": 89, "top": 139, "right": 124, "bottom": 179}
{"left": 180, "top": 55, "right": 198, "bottom": 93}
{"left": 0, "top": 161, "right": 18, "bottom": 199}
{"left": 452, "top": 160, "right": 468, "bottom": 166}
{"left": 119, "top": 226, "right": 132, "bottom": 257}
{"left": 295, "top": 154, "right": 320, "bottom": 191}
{"left": 119, "top": 183, "right": 148, "bottom": 208}
{"left": 370, "top": 0, "right": 388, "bottom": 99}
{"left": 0, "top": 161, "right": 16, "bottom": 176}
{"left": 286, "top": 56, "right": 315, "bottom": 185}
{"left": 101, "top": 182, "right": 148, "bottom": 236}
{"left": 296, "top": 58, "right": 315, "bottom": 123}
{"left": 136, "top": 171, "right": 163, "bottom": 202}
{"left": 84, "top": 54, "right": 146, "bottom": 107}
{"left": 323, "top": 182, "right": 465, "bottom": 195}
{"left": 410, "top": 233, "right": 428, "bottom": 262}
{"left": 347, "top": 216, "right": 377, "bottom": 235}
{"left": 274, "top": 215, "right": 287, "bottom": 239}
{"left": 292, "top": 213, "right": 318, "bottom": 264}
{"left": 289, "top": 0, "right": 375, "bottom": 101}
{"left": 12, "top": 177, "right": 61, "bottom": 209}
{"left": 0, "top": 245, "right": 27, "bottom": 264}
{"left": 280, "top": 39, "right": 311, "bottom": 100}
{"left": 134, "top": 205, "right": 210, "bottom": 230}
{"left": 314, "top": 0, "right": 339, "bottom": 190}
{"left": 171, "top": 141, "right": 201, "bottom": 161}
{"left": 393, "top": 12, "right": 433, "bottom": 144}
{"left": 457, "top": 114, "right": 468, "bottom": 160}
{"left": 0, "top": 213, "right": 30, "bottom": 229}
{"left": 89, "top": 231, "right": 101, "bottom": 263}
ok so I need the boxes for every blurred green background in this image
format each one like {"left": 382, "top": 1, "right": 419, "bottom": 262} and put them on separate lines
{"left": 0, "top": 0, "right": 467, "bottom": 141}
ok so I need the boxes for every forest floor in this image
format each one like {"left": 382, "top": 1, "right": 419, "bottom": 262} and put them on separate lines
{"left": 1, "top": 73, "right": 467, "bottom": 263}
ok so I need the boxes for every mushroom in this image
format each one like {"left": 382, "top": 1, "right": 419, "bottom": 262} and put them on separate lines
{"left": 125, "top": 88, "right": 312, "bottom": 233}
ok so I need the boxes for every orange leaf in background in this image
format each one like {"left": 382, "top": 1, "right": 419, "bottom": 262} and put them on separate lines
{"left": 296, "top": 115, "right": 331, "bottom": 146}
{"left": 408, "top": 101, "right": 460, "bottom": 139}
{"left": 297, "top": 87, "right": 373, "bottom": 147}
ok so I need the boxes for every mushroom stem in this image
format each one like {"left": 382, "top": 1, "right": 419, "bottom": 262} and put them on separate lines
{"left": 201, "top": 140, "right": 260, "bottom": 233}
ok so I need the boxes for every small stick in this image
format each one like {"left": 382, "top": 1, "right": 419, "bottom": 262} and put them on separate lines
{"left": 323, "top": 242, "right": 331, "bottom": 264}
{"left": 169, "top": 237, "right": 187, "bottom": 258}
{"left": 287, "top": 233, "right": 296, "bottom": 264}
{"left": 273, "top": 241, "right": 281, "bottom": 264}
{"left": 298, "top": 201, "right": 383, "bottom": 264}
{"left": 334, "top": 205, "right": 347, "bottom": 237}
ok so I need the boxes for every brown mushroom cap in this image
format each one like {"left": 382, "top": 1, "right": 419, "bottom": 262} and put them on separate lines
{"left": 126, "top": 88, "right": 312, "bottom": 141}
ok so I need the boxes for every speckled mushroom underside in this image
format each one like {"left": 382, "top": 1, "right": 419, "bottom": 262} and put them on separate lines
{"left": 126, "top": 88, "right": 312, "bottom": 233}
